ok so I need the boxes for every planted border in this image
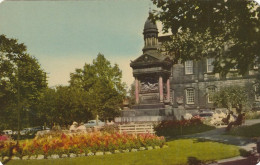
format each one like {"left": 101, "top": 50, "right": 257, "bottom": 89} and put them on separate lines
{"left": 0, "top": 132, "right": 165, "bottom": 160}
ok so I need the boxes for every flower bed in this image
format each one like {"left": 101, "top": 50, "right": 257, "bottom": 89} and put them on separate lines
{"left": 0, "top": 132, "right": 165, "bottom": 160}
{"left": 0, "top": 135, "right": 10, "bottom": 142}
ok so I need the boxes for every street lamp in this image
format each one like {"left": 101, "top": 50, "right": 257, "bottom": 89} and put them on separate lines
{"left": 17, "top": 61, "right": 21, "bottom": 141}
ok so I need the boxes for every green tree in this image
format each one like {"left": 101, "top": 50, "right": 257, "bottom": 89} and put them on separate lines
{"left": 36, "top": 86, "right": 93, "bottom": 127}
{"left": 35, "top": 87, "right": 57, "bottom": 127}
{"left": 151, "top": 0, "right": 260, "bottom": 75}
{"left": 128, "top": 82, "right": 136, "bottom": 107}
{"left": 70, "top": 53, "right": 127, "bottom": 120}
{"left": 212, "top": 86, "right": 251, "bottom": 113}
{"left": 0, "top": 35, "right": 47, "bottom": 131}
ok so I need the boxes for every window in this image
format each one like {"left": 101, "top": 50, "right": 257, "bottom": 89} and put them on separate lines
{"left": 207, "top": 58, "right": 214, "bottom": 73}
{"left": 254, "top": 85, "right": 260, "bottom": 101}
{"left": 185, "top": 60, "right": 193, "bottom": 74}
{"left": 207, "top": 86, "right": 216, "bottom": 103}
{"left": 186, "top": 88, "right": 195, "bottom": 104}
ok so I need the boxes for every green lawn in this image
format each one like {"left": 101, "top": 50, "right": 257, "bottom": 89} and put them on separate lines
{"left": 7, "top": 139, "right": 240, "bottom": 165}
{"left": 226, "top": 123, "right": 260, "bottom": 138}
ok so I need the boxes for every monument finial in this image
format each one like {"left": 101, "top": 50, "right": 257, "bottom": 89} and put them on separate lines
{"left": 149, "top": 2, "right": 151, "bottom": 13}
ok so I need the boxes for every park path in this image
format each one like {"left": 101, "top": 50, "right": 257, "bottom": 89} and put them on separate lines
{"left": 182, "top": 119, "right": 260, "bottom": 165}
{"left": 182, "top": 119, "right": 260, "bottom": 146}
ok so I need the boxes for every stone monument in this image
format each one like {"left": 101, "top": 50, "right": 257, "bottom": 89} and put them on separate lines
{"left": 117, "top": 17, "right": 173, "bottom": 122}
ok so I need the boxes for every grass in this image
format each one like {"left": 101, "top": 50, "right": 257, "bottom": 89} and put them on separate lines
{"left": 156, "top": 124, "right": 215, "bottom": 139}
{"left": 6, "top": 139, "right": 240, "bottom": 165}
{"left": 245, "top": 111, "right": 260, "bottom": 120}
{"left": 226, "top": 123, "right": 260, "bottom": 138}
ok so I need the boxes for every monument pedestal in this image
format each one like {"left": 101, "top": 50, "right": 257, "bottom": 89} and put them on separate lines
{"left": 117, "top": 103, "right": 174, "bottom": 123}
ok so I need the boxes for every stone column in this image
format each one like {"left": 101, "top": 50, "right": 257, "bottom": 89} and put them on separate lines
{"left": 159, "top": 76, "right": 163, "bottom": 102}
{"left": 167, "top": 78, "right": 170, "bottom": 101}
{"left": 135, "top": 78, "right": 139, "bottom": 104}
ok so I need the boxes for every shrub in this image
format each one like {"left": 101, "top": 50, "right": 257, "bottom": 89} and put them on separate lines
{"left": 155, "top": 117, "right": 203, "bottom": 130}
{"left": 155, "top": 117, "right": 215, "bottom": 137}
{"left": 245, "top": 111, "right": 260, "bottom": 120}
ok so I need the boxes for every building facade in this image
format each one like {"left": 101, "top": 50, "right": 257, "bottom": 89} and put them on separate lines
{"left": 135, "top": 17, "right": 260, "bottom": 113}
{"left": 158, "top": 36, "right": 260, "bottom": 113}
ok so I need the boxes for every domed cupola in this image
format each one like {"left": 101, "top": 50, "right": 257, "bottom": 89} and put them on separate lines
{"left": 142, "top": 17, "right": 159, "bottom": 53}
{"left": 143, "top": 18, "right": 158, "bottom": 37}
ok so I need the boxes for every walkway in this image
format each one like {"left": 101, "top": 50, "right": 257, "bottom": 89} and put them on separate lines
{"left": 183, "top": 119, "right": 260, "bottom": 146}
{"left": 182, "top": 119, "right": 260, "bottom": 165}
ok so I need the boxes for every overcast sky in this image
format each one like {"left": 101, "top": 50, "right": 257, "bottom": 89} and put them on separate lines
{"left": 0, "top": 0, "right": 161, "bottom": 88}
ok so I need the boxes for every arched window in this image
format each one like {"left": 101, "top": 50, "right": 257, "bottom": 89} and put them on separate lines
{"left": 186, "top": 88, "right": 195, "bottom": 104}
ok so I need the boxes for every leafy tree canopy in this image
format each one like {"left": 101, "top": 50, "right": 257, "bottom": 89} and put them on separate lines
{"left": 151, "top": 0, "right": 260, "bottom": 75}
{"left": 128, "top": 82, "right": 136, "bottom": 107}
{"left": 0, "top": 35, "right": 47, "bottom": 130}
{"left": 70, "top": 53, "right": 127, "bottom": 120}
{"left": 212, "top": 85, "right": 251, "bottom": 113}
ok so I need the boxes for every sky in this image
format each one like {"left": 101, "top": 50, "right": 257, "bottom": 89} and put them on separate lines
{"left": 1, "top": 0, "right": 260, "bottom": 88}
{"left": 0, "top": 0, "right": 163, "bottom": 88}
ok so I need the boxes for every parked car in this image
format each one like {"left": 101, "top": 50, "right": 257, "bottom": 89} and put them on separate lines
{"left": 2, "top": 130, "right": 13, "bottom": 135}
{"left": 20, "top": 128, "right": 34, "bottom": 135}
{"left": 32, "top": 126, "right": 43, "bottom": 132}
{"left": 20, "top": 126, "right": 50, "bottom": 135}
{"left": 198, "top": 110, "right": 214, "bottom": 118}
{"left": 84, "top": 120, "right": 105, "bottom": 128}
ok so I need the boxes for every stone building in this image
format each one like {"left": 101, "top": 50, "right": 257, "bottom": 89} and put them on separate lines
{"left": 158, "top": 36, "right": 260, "bottom": 114}
{"left": 117, "top": 17, "right": 259, "bottom": 122}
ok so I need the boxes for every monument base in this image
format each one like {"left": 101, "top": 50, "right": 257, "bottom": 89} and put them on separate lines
{"left": 118, "top": 103, "right": 174, "bottom": 123}
{"left": 114, "top": 116, "right": 173, "bottom": 123}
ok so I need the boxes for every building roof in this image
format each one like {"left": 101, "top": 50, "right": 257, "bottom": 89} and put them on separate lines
{"left": 144, "top": 18, "right": 158, "bottom": 33}
{"left": 130, "top": 51, "right": 172, "bottom": 68}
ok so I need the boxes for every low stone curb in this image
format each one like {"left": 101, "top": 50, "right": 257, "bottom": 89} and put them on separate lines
{"left": 3, "top": 145, "right": 168, "bottom": 160}
{"left": 11, "top": 156, "right": 20, "bottom": 160}
{"left": 78, "top": 153, "right": 85, "bottom": 157}
{"left": 217, "top": 156, "right": 246, "bottom": 163}
{"left": 87, "top": 152, "right": 94, "bottom": 156}
{"left": 95, "top": 152, "right": 104, "bottom": 156}
{"left": 61, "top": 154, "right": 68, "bottom": 158}
{"left": 70, "top": 153, "right": 77, "bottom": 158}
{"left": 104, "top": 152, "right": 112, "bottom": 155}
{"left": 37, "top": 155, "right": 45, "bottom": 159}
{"left": 131, "top": 149, "right": 138, "bottom": 152}
{"left": 147, "top": 146, "right": 153, "bottom": 150}
{"left": 122, "top": 149, "right": 129, "bottom": 153}
{"left": 154, "top": 146, "right": 160, "bottom": 149}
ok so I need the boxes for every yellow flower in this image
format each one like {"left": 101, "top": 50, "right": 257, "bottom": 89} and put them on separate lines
{"left": 12, "top": 148, "right": 17, "bottom": 154}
